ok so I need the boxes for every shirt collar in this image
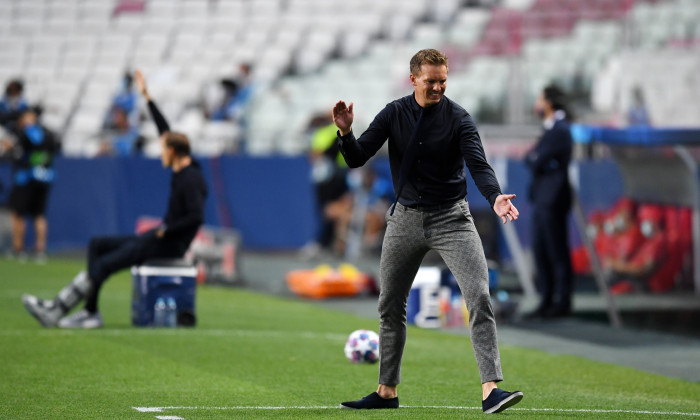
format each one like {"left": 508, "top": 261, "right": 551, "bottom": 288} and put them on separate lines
{"left": 410, "top": 92, "right": 444, "bottom": 114}
{"left": 543, "top": 110, "right": 566, "bottom": 130}
{"left": 410, "top": 93, "right": 421, "bottom": 112}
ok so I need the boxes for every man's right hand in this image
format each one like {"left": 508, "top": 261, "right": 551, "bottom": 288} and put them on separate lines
{"left": 332, "top": 100, "right": 354, "bottom": 136}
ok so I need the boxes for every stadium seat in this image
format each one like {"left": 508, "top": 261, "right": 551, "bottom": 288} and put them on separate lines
{"left": 81, "top": 1, "right": 114, "bottom": 19}
{"left": 384, "top": 14, "right": 415, "bottom": 41}
{"left": 240, "top": 28, "right": 270, "bottom": 50}
{"left": 246, "top": 135, "right": 276, "bottom": 156}
{"left": 213, "top": 0, "right": 245, "bottom": 17}
{"left": 429, "top": 0, "right": 462, "bottom": 24}
{"left": 173, "top": 109, "right": 205, "bottom": 141}
{"left": 0, "top": 2, "right": 12, "bottom": 22}
{"left": 141, "top": 14, "right": 176, "bottom": 33}
{"left": 257, "top": 46, "right": 293, "bottom": 77}
{"left": 112, "top": 14, "right": 144, "bottom": 33}
{"left": 340, "top": 32, "right": 371, "bottom": 59}
{"left": 69, "top": 110, "right": 104, "bottom": 135}
{"left": 60, "top": 134, "right": 94, "bottom": 157}
{"left": 411, "top": 23, "right": 446, "bottom": 51}
{"left": 48, "top": 0, "right": 80, "bottom": 18}
{"left": 43, "top": 81, "right": 81, "bottom": 114}
{"left": 294, "top": 49, "right": 328, "bottom": 75}
{"left": 4, "top": 0, "right": 696, "bottom": 158}
{"left": 179, "top": 0, "right": 210, "bottom": 18}
{"left": 502, "top": 0, "right": 536, "bottom": 11}
{"left": 64, "top": 34, "right": 98, "bottom": 53}
{"left": 135, "top": 33, "right": 169, "bottom": 53}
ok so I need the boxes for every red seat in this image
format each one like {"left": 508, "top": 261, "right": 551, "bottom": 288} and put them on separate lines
{"left": 640, "top": 205, "right": 678, "bottom": 292}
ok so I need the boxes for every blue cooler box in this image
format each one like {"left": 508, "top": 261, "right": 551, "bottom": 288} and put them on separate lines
{"left": 406, "top": 266, "right": 441, "bottom": 328}
{"left": 131, "top": 260, "right": 197, "bottom": 327}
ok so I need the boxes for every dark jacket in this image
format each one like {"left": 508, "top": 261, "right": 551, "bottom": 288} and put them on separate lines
{"left": 162, "top": 161, "right": 208, "bottom": 252}
{"left": 525, "top": 117, "right": 572, "bottom": 210}
{"left": 146, "top": 98, "right": 208, "bottom": 253}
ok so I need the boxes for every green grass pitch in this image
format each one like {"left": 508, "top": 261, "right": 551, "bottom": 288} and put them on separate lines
{"left": 1, "top": 258, "right": 698, "bottom": 419}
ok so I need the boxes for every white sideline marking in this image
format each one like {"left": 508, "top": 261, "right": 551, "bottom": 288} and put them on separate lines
{"left": 155, "top": 417, "right": 183, "bottom": 420}
{"left": 132, "top": 406, "right": 700, "bottom": 416}
{"left": 0, "top": 328, "right": 347, "bottom": 340}
{"left": 510, "top": 408, "right": 700, "bottom": 416}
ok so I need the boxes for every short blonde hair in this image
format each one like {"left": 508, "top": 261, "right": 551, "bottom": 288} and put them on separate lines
{"left": 410, "top": 49, "right": 449, "bottom": 76}
{"left": 163, "top": 132, "right": 191, "bottom": 156}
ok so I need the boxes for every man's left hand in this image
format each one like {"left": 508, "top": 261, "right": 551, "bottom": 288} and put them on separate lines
{"left": 493, "top": 194, "right": 519, "bottom": 224}
{"left": 156, "top": 227, "right": 166, "bottom": 238}
{"left": 134, "top": 69, "right": 150, "bottom": 100}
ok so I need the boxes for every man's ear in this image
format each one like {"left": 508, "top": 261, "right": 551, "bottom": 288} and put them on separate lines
{"left": 410, "top": 73, "right": 417, "bottom": 87}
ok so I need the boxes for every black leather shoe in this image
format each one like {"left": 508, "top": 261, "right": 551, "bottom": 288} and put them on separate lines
{"left": 340, "top": 392, "right": 399, "bottom": 409}
{"left": 544, "top": 306, "right": 572, "bottom": 318}
{"left": 482, "top": 388, "right": 523, "bottom": 414}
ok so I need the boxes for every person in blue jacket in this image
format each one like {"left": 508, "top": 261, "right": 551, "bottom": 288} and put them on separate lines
{"left": 0, "top": 80, "right": 30, "bottom": 131}
{"left": 3, "top": 110, "right": 59, "bottom": 262}
{"left": 525, "top": 85, "right": 574, "bottom": 318}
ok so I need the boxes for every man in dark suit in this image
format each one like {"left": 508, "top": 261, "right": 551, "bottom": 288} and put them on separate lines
{"left": 525, "top": 85, "right": 574, "bottom": 318}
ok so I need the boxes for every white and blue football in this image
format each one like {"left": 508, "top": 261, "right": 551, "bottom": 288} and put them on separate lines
{"left": 344, "top": 329, "right": 379, "bottom": 364}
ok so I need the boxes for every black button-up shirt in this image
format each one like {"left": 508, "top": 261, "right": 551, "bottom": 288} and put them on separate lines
{"left": 337, "top": 93, "right": 502, "bottom": 209}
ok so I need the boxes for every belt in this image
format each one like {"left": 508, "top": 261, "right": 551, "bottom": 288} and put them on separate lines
{"left": 401, "top": 199, "right": 463, "bottom": 212}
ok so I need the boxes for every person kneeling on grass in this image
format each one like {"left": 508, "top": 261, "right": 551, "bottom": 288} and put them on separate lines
{"left": 22, "top": 70, "right": 208, "bottom": 329}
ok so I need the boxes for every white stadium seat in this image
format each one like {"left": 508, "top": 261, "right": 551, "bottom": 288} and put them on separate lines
{"left": 0, "top": 0, "right": 695, "bottom": 158}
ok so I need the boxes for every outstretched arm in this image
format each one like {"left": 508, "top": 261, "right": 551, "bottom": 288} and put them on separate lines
{"left": 134, "top": 69, "right": 170, "bottom": 135}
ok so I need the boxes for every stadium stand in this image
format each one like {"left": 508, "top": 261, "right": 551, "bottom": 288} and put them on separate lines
{"left": 0, "top": 0, "right": 697, "bottom": 158}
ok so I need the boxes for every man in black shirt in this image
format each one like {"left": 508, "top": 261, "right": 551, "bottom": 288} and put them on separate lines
{"left": 22, "top": 70, "right": 208, "bottom": 329}
{"left": 335, "top": 49, "right": 522, "bottom": 413}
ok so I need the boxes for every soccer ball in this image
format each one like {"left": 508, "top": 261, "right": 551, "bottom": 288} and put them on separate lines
{"left": 344, "top": 329, "right": 379, "bottom": 364}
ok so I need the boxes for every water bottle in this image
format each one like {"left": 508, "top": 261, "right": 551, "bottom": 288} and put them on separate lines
{"left": 153, "top": 297, "right": 166, "bottom": 327}
{"left": 165, "top": 297, "right": 177, "bottom": 328}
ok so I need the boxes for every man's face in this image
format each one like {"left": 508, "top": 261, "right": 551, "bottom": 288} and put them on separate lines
{"left": 19, "top": 112, "right": 36, "bottom": 128}
{"left": 411, "top": 64, "right": 447, "bottom": 107}
{"left": 535, "top": 93, "right": 553, "bottom": 119}
{"left": 160, "top": 136, "right": 173, "bottom": 168}
{"left": 114, "top": 109, "right": 128, "bottom": 130}
{"left": 7, "top": 84, "right": 21, "bottom": 99}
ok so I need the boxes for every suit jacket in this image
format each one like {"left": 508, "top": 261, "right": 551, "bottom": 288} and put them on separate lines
{"left": 525, "top": 117, "right": 572, "bottom": 211}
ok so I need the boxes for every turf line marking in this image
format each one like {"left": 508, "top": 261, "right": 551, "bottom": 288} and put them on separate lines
{"left": 509, "top": 408, "right": 700, "bottom": 416}
{"left": 132, "top": 406, "right": 700, "bottom": 416}
{"left": 154, "top": 417, "right": 183, "bottom": 420}
{"left": 0, "top": 328, "right": 347, "bottom": 340}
